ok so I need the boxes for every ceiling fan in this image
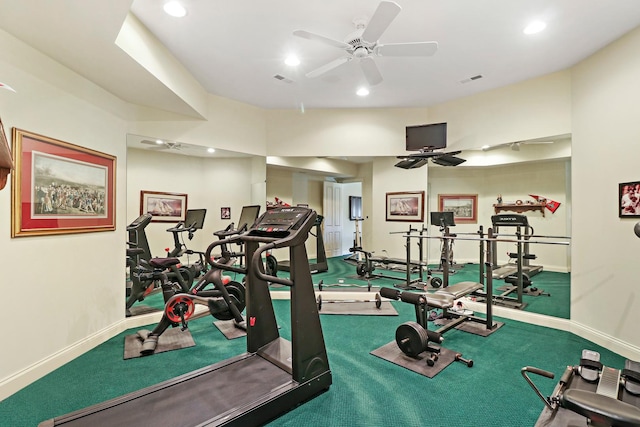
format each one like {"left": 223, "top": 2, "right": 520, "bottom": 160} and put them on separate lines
{"left": 482, "top": 140, "right": 555, "bottom": 152}
{"left": 140, "top": 140, "right": 183, "bottom": 151}
{"left": 293, "top": 1, "right": 438, "bottom": 86}
{"left": 395, "top": 149, "right": 466, "bottom": 169}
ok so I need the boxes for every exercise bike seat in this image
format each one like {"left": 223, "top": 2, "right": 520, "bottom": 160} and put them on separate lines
{"left": 149, "top": 257, "right": 181, "bottom": 269}
{"left": 561, "top": 388, "right": 640, "bottom": 427}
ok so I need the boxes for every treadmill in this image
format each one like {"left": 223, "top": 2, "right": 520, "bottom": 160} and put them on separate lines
{"left": 40, "top": 206, "right": 332, "bottom": 427}
{"left": 277, "top": 214, "right": 328, "bottom": 274}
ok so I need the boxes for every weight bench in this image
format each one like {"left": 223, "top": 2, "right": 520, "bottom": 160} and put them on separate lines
{"left": 373, "top": 281, "right": 501, "bottom": 377}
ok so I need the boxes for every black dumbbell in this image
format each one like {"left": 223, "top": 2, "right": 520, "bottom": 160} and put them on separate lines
{"left": 455, "top": 353, "right": 474, "bottom": 367}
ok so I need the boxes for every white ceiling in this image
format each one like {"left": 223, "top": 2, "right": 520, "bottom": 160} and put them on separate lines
{"left": 0, "top": 1, "right": 638, "bottom": 163}
{"left": 1, "top": 0, "right": 640, "bottom": 114}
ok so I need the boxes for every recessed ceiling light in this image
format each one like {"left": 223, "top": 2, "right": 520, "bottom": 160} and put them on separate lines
{"left": 207, "top": 148, "right": 215, "bottom": 153}
{"left": 523, "top": 20, "right": 546, "bottom": 35}
{"left": 481, "top": 144, "right": 490, "bottom": 150}
{"left": 164, "top": 1, "right": 187, "bottom": 18}
{"left": 285, "top": 55, "right": 300, "bottom": 66}
{"left": 356, "top": 87, "right": 369, "bottom": 97}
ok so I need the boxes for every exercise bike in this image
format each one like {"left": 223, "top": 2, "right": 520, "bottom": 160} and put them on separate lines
{"left": 136, "top": 236, "right": 247, "bottom": 355}
{"left": 164, "top": 208, "right": 209, "bottom": 282}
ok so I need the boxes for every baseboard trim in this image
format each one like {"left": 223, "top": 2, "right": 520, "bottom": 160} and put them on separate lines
{"left": 464, "top": 299, "right": 640, "bottom": 360}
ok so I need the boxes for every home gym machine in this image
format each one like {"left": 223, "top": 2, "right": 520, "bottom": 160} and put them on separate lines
{"left": 490, "top": 214, "right": 548, "bottom": 309}
{"left": 522, "top": 349, "right": 640, "bottom": 426}
{"left": 277, "top": 213, "right": 328, "bottom": 274}
{"left": 491, "top": 213, "right": 543, "bottom": 279}
{"left": 372, "top": 228, "right": 501, "bottom": 376}
{"left": 40, "top": 206, "right": 332, "bottom": 427}
{"left": 346, "top": 225, "right": 438, "bottom": 289}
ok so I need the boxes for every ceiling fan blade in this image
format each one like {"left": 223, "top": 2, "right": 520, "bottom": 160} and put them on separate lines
{"left": 376, "top": 41, "right": 438, "bottom": 57}
{"left": 361, "top": 1, "right": 402, "bottom": 42}
{"left": 306, "top": 57, "right": 351, "bottom": 78}
{"left": 360, "top": 57, "right": 383, "bottom": 86}
{"left": 293, "top": 30, "right": 351, "bottom": 50}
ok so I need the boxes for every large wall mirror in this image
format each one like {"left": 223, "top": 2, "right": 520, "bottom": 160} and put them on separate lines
{"left": 125, "top": 134, "right": 266, "bottom": 317}
{"left": 265, "top": 137, "right": 571, "bottom": 322}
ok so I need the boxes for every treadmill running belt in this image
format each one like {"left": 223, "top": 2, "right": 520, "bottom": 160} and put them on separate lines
{"left": 48, "top": 355, "right": 292, "bottom": 426}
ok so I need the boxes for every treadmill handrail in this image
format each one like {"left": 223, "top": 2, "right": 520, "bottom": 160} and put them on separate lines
{"left": 252, "top": 242, "right": 294, "bottom": 286}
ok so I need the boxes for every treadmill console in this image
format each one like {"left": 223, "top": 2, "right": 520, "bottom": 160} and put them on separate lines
{"left": 127, "top": 213, "right": 152, "bottom": 230}
{"left": 249, "top": 206, "right": 312, "bottom": 238}
{"left": 491, "top": 214, "right": 529, "bottom": 227}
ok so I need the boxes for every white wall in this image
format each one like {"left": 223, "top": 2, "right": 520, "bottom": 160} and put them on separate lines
{"left": 571, "top": 25, "right": 640, "bottom": 353}
{"left": 427, "top": 160, "right": 571, "bottom": 272}
{"left": 0, "top": 29, "right": 128, "bottom": 398}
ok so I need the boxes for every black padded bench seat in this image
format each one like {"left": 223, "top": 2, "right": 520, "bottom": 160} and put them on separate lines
{"left": 425, "top": 281, "right": 484, "bottom": 309}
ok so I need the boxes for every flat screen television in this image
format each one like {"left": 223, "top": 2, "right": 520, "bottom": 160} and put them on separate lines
{"left": 406, "top": 122, "right": 447, "bottom": 151}
{"left": 349, "top": 196, "right": 363, "bottom": 220}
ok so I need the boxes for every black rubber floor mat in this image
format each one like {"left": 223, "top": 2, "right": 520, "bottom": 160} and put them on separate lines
{"left": 318, "top": 301, "right": 398, "bottom": 316}
{"left": 213, "top": 320, "right": 247, "bottom": 339}
{"left": 126, "top": 305, "right": 161, "bottom": 316}
{"left": 370, "top": 342, "right": 456, "bottom": 378}
{"left": 123, "top": 327, "right": 195, "bottom": 359}
{"left": 433, "top": 318, "right": 504, "bottom": 337}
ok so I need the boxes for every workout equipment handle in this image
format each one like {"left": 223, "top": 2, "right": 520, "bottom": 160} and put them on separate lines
{"left": 521, "top": 366, "right": 556, "bottom": 410}
{"left": 252, "top": 243, "right": 294, "bottom": 287}
{"left": 205, "top": 236, "right": 246, "bottom": 274}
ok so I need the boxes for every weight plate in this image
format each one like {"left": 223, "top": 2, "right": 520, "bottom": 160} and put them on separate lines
{"left": 356, "top": 262, "right": 367, "bottom": 277}
{"left": 395, "top": 321, "right": 428, "bottom": 358}
{"left": 431, "top": 277, "right": 443, "bottom": 288}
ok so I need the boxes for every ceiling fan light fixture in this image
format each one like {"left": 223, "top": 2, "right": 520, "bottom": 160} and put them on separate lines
{"left": 207, "top": 147, "right": 215, "bottom": 153}
{"left": 523, "top": 20, "right": 546, "bottom": 35}
{"left": 163, "top": 1, "right": 187, "bottom": 18}
{"left": 356, "top": 87, "right": 370, "bottom": 97}
{"left": 155, "top": 139, "right": 164, "bottom": 145}
{"left": 481, "top": 144, "right": 491, "bottom": 151}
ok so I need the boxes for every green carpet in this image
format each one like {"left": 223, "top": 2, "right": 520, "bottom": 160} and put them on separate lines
{"left": 0, "top": 258, "right": 590, "bottom": 426}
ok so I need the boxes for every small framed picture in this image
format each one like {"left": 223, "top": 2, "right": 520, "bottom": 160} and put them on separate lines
{"left": 221, "top": 206, "right": 231, "bottom": 219}
{"left": 619, "top": 182, "right": 640, "bottom": 218}
{"left": 140, "top": 190, "right": 187, "bottom": 223}
{"left": 385, "top": 191, "right": 425, "bottom": 222}
{"left": 438, "top": 194, "right": 478, "bottom": 224}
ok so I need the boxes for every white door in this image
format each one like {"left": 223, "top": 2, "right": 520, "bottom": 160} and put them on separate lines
{"left": 323, "top": 181, "right": 342, "bottom": 257}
